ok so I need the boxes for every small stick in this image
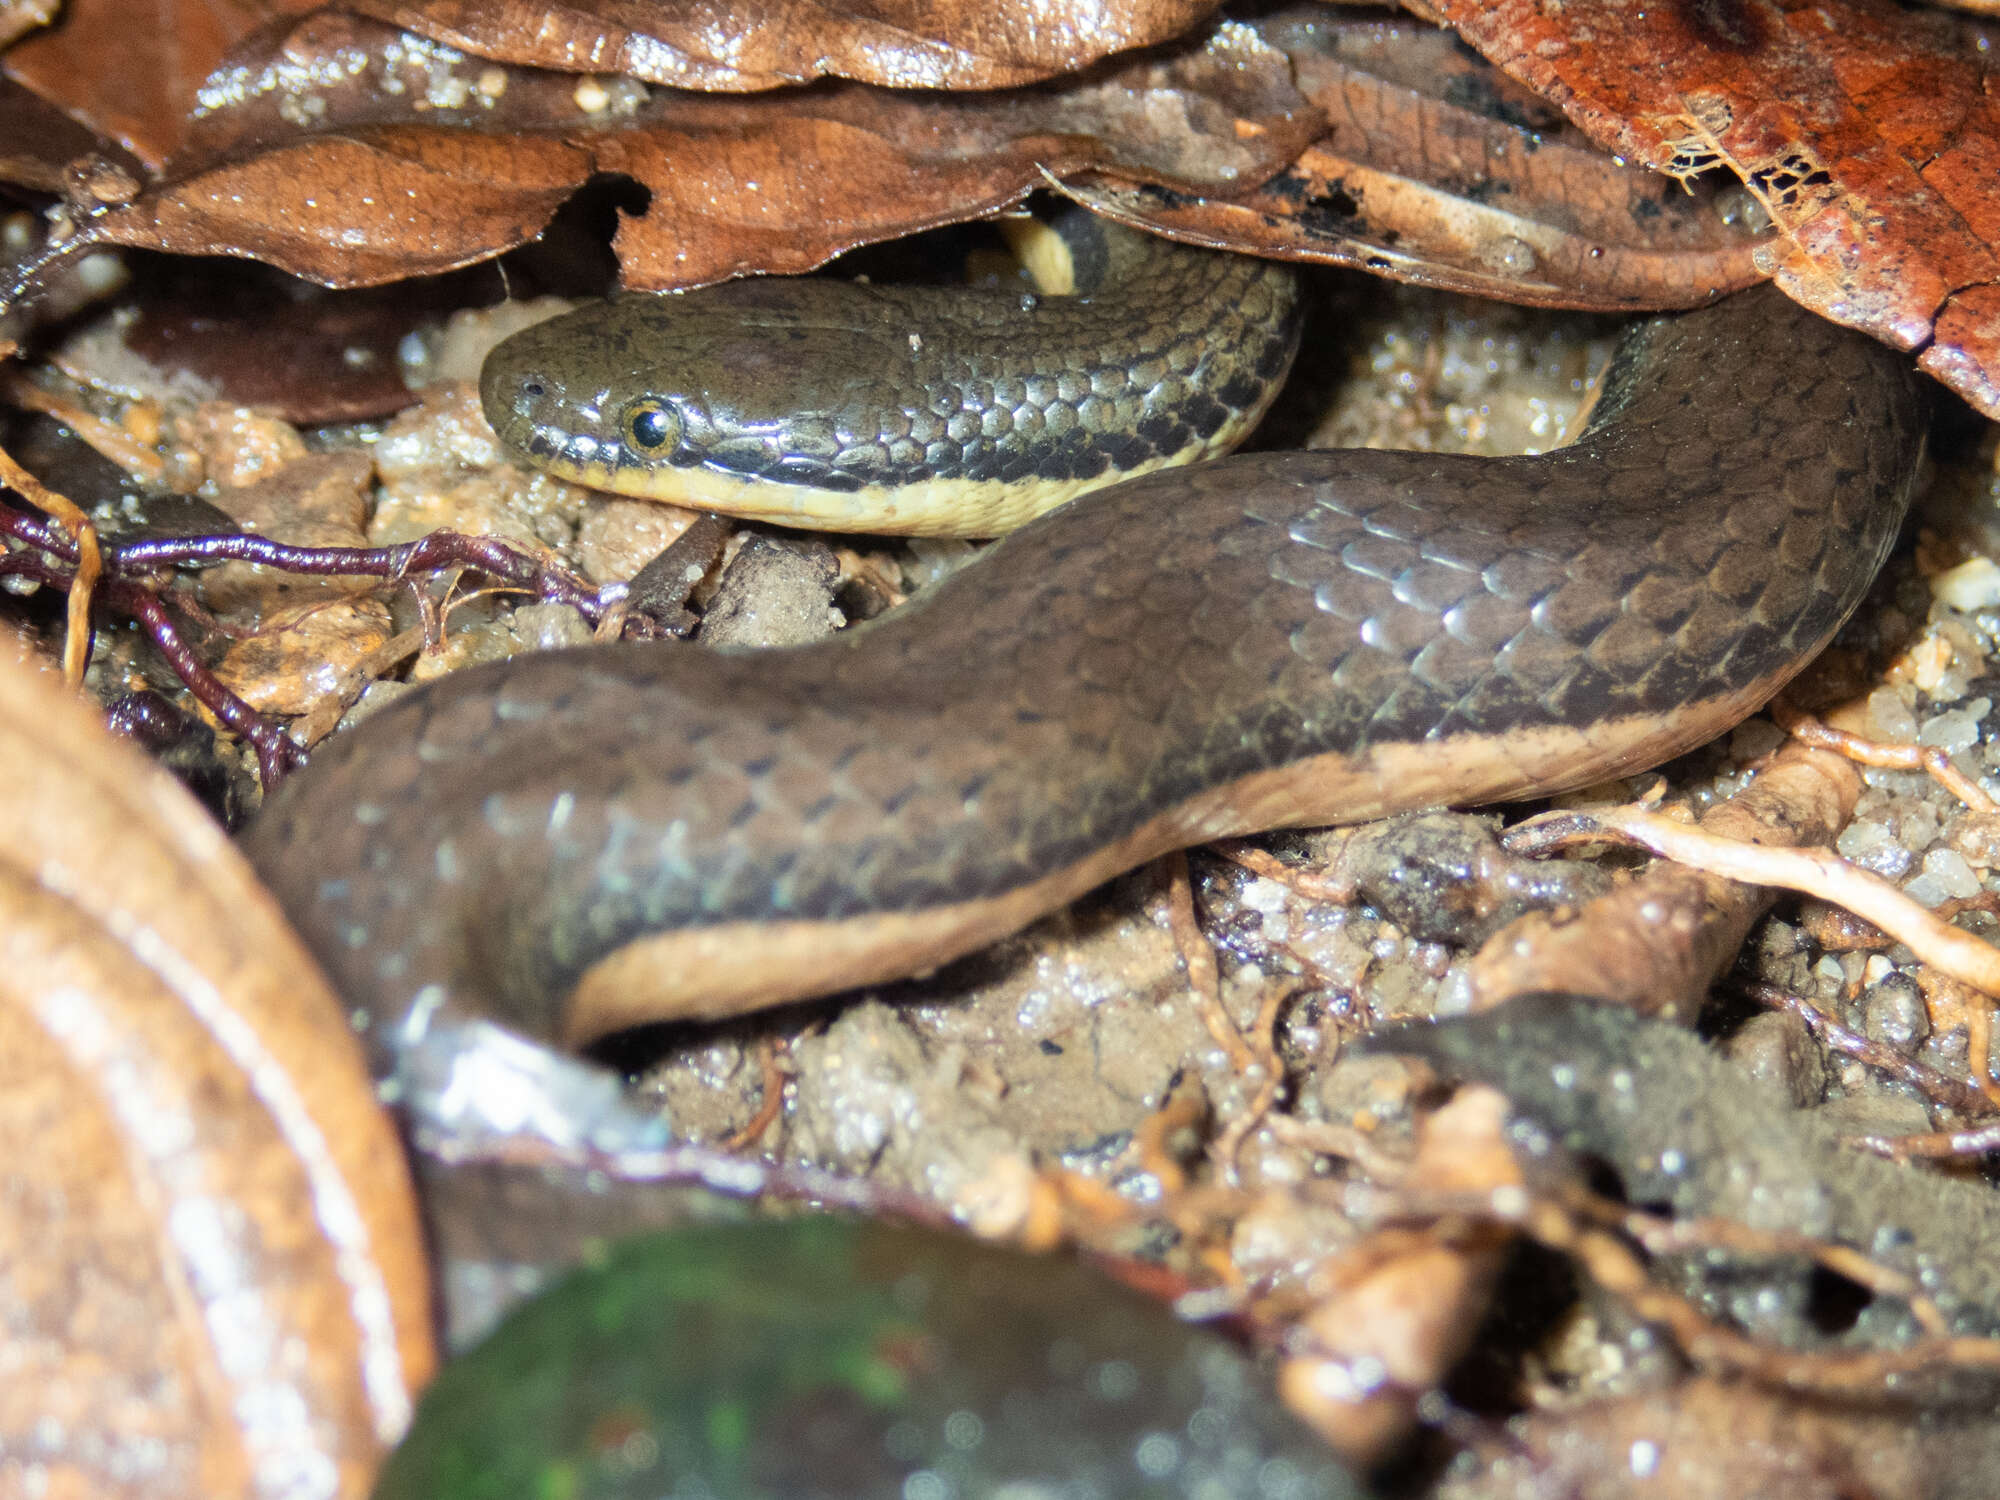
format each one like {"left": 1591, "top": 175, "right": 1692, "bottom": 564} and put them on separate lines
{"left": 1739, "top": 981, "right": 1992, "bottom": 1118}
{"left": 1506, "top": 805, "right": 2000, "bottom": 1000}
{"left": 0, "top": 442, "right": 100, "bottom": 685}
{"left": 1776, "top": 704, "right": 2000, "bottom": 815}
{"left": 1162, "top": 851, "right": 1258, "bottom": 1074}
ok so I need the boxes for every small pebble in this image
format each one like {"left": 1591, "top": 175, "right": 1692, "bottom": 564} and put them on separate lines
{"left": 1931, "top": 556, "right": 2000, "bottom": 610}
{"left": 1905, "top": 848, "right": 1981, "bottom": 907}
{"left": 1892, "top": 801, "right": 1940, "bottom": 851}
{"left": 1865, "top": 686, "right": 1919, "bottom": 743}
{"left": 1861, "top": 973, "right": 1930, "bottom": 1052}
{"left": 1921, "top": 847, "right": 1981, "bottom": 899}
{"left": 1812, "top": 1090, "right": 1933, "bottom": 1141}
{"left": 511, "top": 603, "right": 594, "bottom": 652}
{"left": 1722, "top": 1010, "right": 1825, "bottom": 1108}
{"left": 1727, "top": 718, "right": 1787, "bottom": 762}
{"left": 1917, "top": 697, "right": 1989, "bottom": 753}
{"left": 1834, "top": 820, "right": 1914, "bottom": 881}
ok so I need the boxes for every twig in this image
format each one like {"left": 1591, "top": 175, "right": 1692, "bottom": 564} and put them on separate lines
{"left": 1162, "top": 851, "right": 1257, "bottom": 1073}
{"left": 421, "top": 1129, "right": 952, "bottom": 1229}
{"left": 1739, "top": 980, "right": 1993, "bottom": 1118}
{"left": 1209, "top": 980, "right": 1293, "bottom": 1180}
{"left": 0, "top": 443, "right": 99, "bottom": 685}
{"left": 0, "top": 496, "right": 653, "bottom": 788}
{"left": 1347, "top": 1180, "right": 2000, "bottom": 1393}
{"left": 1209, "top": 838, "right": 1357, "bottom": 903}
{"left": 1777, "top": 704, "right": 2000, "bottom": 815}
{"left": 720, "top": 1037, "right": 790, "bottom": 1151}
{"left": 1506, "top": 804, "right": 2000, "bottom": 1000}
{"left": 0, "top": 545, "right": 305, "bottom": 782}
{"left": 1848, "top": 1121, "right": 2000, "bottom": 1161}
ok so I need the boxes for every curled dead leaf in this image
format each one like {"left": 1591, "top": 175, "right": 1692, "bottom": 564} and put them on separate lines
{"left": 0, "top": 654, "right": 434, "bottom": 1498}
{"left": 1061, "top": 14, "right": 1768, "bottom": 309}
{"left": 3, "top": 0, "right": 1224, "bottom": 170}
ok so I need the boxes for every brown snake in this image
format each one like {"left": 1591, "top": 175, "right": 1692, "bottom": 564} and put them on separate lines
{"left": 241, "top": 250, "right": 1926, "bottom": 1088}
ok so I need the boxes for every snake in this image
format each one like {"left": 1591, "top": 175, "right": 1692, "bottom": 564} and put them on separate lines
{"left": 240, "top": 217, "right": 1926, "bottom": 1082}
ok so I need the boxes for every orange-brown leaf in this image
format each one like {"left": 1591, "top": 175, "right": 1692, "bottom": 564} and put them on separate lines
{"left": 11, "top": 10, "right": 1317, "bottom": 293}
{"left": 1409, "top": 0, "right": 2000, "bottom": 414}
{"left": 0, "top": 653, "right": 435, "bottom": 1497}
{"left": 3, "top": 0, "right": 1222, "bottom": 172}
{"left": 2, "top": 0, "right": 314, "bottom": 167}
{"left": 351, "top": 0, "right": 1221, "bottom": 92}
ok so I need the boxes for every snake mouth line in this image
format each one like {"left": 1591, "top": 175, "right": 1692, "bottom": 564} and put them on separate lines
{"left": 524, "top": 441, "right": 1228, "bottom": 537}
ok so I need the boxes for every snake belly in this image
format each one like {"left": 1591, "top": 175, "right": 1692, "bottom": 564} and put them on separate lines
{"left": 241, "top": 268, "right": 1923, "bottom": 1074}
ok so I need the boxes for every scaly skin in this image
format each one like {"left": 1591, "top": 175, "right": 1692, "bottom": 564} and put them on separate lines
{"left": 243, "top": 280, "right": 1922, "bottom": 1074}
{"left": 479, "top": 215, "right": 1303, "bottom": 535}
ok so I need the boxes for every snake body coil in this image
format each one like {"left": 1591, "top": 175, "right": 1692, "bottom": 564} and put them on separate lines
{"left": 243, "top": 232, "right": 1925, "bottom": 1076}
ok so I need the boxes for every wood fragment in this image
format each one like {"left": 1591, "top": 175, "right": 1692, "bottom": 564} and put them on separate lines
{"left": 1505, "top": 782, "right": 2000, "bottom": 1002}
{"left": 1470, "top": 744, "right": 1861, "bottom": 1018}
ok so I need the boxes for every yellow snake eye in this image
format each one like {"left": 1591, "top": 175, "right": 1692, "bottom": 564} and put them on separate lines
{"left": 621, "top": 398, "right": 682, "bottom": 454}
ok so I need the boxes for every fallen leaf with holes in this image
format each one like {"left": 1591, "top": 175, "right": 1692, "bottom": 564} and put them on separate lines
{"left": 0, "top": 651, "right": 434, "bottom": 1497}
{"left": 1407, "top": 0, "right": 2000, "bottom": 414}
{"left": 1, "top": 9, "right": 1317, "bottom": 296}
{"left": 1061, "top": 13, "right": 1767, "bottom": 309}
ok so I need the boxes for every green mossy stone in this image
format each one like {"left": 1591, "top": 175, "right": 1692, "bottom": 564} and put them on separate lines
{"left": 376, "top": 1218, "right": 1366, "bottom": 1500}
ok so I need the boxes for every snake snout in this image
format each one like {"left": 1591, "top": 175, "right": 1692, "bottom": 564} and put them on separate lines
{"left": 480, "top": 352, "right": 594, "bottom": 471}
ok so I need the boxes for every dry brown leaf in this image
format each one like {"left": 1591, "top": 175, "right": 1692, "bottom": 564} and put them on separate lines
{"left": 122, "top": 275, "right": 432, "bottom": 423}
{"left": 350, "top": 0, "right": 1221, "bottom": 93}
{"left": 0, "top": 654, "right": 434, "bottom": 1497}
{"left": 1, "top": 0, "right": 312, "bottom": 168}
{"left": 2, "top": 7, "right": 1765, "bottom": 311}
{"left": 0, "top": 75, "right": 141, "bottom": 195}
{"left": 1059, "top": 13, "right": 1766, "bottom": 309}
{"left": 4, "top": 9, "right": 1318, "bottom": 294}
{"left": 1409, "top": 0, "right": 2000, "bottom": 414}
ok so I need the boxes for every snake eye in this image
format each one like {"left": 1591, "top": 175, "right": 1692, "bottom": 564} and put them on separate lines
{"left": 621, "top": 399, "right": 682, "bottom": 454}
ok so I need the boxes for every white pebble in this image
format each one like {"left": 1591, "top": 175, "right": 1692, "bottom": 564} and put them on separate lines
{"left": 1239, "top": 878, "right": 1290, "bottom": 914}
{"left": 1866, "top": 687, "right": 1919, "bottom": 742}
{"left": 1903, "top": 872, "right": 1950, "bottom": 908}
{"left": 1920, "top": 847, "right": 1981, "bottom": 900}
{"left": 1834, "top": 820, "right": 1914, "bottom": 880}
{"left": 1932, "top": 556, "right": 2000, "bottom": 610}
{"left": 1918, "top": 697, "right": 1990, "bottom": 753}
